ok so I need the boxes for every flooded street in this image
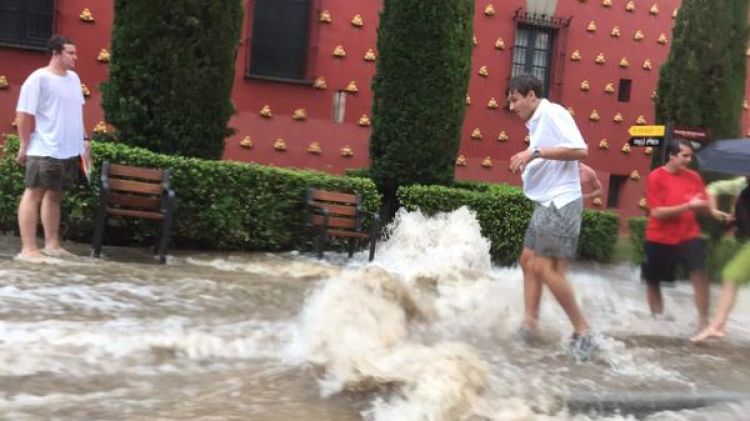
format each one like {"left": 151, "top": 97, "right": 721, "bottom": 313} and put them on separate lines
{"left": 1, "top": 208, "right": 750, "bottom": 420}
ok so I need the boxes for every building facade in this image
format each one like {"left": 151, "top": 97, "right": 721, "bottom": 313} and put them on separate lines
{"left": 1, "top": 0, "right": 748, "bottom": 222}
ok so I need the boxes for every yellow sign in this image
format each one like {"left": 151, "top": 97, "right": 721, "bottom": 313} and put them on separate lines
{"left": 628, "top": 125, "right": 665, "bottom": 137}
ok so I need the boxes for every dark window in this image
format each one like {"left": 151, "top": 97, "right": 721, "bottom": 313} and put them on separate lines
{"left": 511, "top": 24, "right": 556, "bottom": 94}
{"left": 618, "top": 79, "right": 632, "bottom": 102}
{"left": 248, "top": 0, "right": 311, "bottom": 81}
{"left": 607, "top": 174, "right": 628, "bottom": 208}
{"left": 0, "top": 0, "right": 54, "bottom": 50}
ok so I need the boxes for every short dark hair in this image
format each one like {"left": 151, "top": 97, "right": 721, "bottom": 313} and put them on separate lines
{"left": 47, "top": 35, "right": 73, "bottom": 54}
{"left": 667, "top": 138, "right": 694, "bottom": 156}
{"left": 506, "top": 74, "right": 545, "bottom": 98}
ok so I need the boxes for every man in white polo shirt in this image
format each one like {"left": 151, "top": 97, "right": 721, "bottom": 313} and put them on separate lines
{"left": 507, "top": 74, "right": 592, "bottom": 358}
{"left": 15, "top": 35, "right": 85, "bottom": 261}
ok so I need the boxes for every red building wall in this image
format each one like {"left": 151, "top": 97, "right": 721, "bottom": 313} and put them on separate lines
{"left": 0, "top": 0, "right": 744, "bottom": 223}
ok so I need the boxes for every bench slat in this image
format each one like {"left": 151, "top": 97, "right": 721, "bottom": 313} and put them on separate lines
{"left": 106, "top": 207, "right": 164, "bottom": 220}
{"left": 108, "top": 178, "right": 163, "bottom": 195}
{"left": 107, "top": 192, "right": 162, "bottom": 210}
{"left": 311, "top": 202, "right": 358, "bottom": 216}
{"left": 310, "top": 214, "right": 357, "bottom": 229}
{"left": 108, "top": 163, "right": 165, "bottom": 180}
{"left": 326, "top": 229, "right": 370, "bottom": 239}
{"left": 310, "top": 189, "right": 358, "bottom": 204}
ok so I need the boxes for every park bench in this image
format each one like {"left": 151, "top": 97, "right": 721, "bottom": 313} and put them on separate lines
{"left": 305, "top": 188, "right": 380, "bottom": 261}
{"left": 91, "top": 161, "right": 175, "bottom": 263}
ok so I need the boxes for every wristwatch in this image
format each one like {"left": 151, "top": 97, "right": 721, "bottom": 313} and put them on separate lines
{"left": 531, "top": 148, "right": 541, "bottom": 160}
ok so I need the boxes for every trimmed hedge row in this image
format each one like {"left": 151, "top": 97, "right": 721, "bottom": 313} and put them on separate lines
{"left": 398, "top": 183, "right": 620, "bottom": 265}
{"left": 0, "top": 137, "right": 379, "bottom": 251}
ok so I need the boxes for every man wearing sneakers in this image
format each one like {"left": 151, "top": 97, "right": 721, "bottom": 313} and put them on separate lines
{"left": 507, "top": 74, "right": 592, "bottom": 358}
{"left": 15, "top": 35, "right": 86, "bottom": 261}
{"left": 642, "top": 139, "right": 710, "bottom": 329}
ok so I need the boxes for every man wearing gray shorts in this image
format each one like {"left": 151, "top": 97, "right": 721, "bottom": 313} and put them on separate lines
{"left": 15, "top": 35, "right": 86, "bottom": 261}
{"left": 507, "top": 74, "right": 592, "bottom": 357}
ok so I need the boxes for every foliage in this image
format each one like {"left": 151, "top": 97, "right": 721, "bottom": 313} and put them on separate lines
{"left": 0, "top": 137, "right": 380, "bottom": 252}
{"left": 101, "top": 0, "right": 243, "bottom": 159}
{"left": 656, "top": 0, "right": 749, "bottom": 143}
{"left": 370, "top": 0, "right": 474, "bottom": 216}
{"left": 627, "top": 217, "right": 647, "bottom": 264}
{"left": 398, "top": 184, "right": 619, "bottom": 265}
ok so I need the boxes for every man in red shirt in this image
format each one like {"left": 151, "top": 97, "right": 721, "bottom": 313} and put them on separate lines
{"left": 643, "top": 139, "right": 710, "bottom": 329}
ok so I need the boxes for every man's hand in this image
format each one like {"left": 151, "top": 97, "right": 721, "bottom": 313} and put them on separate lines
{"left": 15, "top": 147, "right": 27, "bottom": 166}
{"left": 710, "top": 209, "right": 734, "bottom": 223}
{"left": 509, "top": 149, "right": 533, "bottom": 173}
{"left": 686, "top": 196, "right": 708, "bottom": 212}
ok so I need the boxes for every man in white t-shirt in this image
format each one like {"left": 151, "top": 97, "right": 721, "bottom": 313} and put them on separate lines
{"left": 506, "top": 74, "right": 592, "bottom": 359}
{"left": 15, "top": 35, "right": 86, "bottom": 261}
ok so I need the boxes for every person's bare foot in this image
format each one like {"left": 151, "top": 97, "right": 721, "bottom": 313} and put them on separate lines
{"left": 14, "top": 252, "right": 58, "bottom": 264}
{"left": 690, "top": 327, "right": 726, "bottom": 343}
{"left": 41, "top": 247, "right": 77, "bottom": 258}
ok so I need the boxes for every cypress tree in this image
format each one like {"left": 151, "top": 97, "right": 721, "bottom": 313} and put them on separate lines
{"left": 656, "top": 0, "right": 748, "bottom": 142}
{"left": 369, "top": 0, "right": 474, "bottom": 218}
{"left": 101, "top": 0, "right": 242, "bottom": 159}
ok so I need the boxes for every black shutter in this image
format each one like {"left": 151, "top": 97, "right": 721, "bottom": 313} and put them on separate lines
{"left": 0, "top": 0, "right": 54, "bottom": 50}
{"left": 249, "top": 0, "right": 311, "bottom": 80}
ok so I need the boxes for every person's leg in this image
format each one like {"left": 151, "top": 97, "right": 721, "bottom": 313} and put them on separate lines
{"left": 642, "top": 241, "right": 674, "bottom": 317}
{"left": 682, "top": 238, "right": 709, "bottom": 329}
{"left": 533, "top": 255, "right": 589, "bottom": 335}
{"left": 40, "top": 189, "right": 73, "bottom": 254}
{"left": 520, "top": 247, "right": 542, "bottom": 331}
{"left": 17, "top": 188, "right": 45, "bottom": 257}
{"left": 689, "top": 269, "right": 710, "bottom": 329}
{"left": 647, "top": 283, "right": 664, "bottom": 316}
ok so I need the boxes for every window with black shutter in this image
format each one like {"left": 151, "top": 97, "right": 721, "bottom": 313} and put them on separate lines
{"left": 511, "top": 24, "right": 555, "bottom": 95}
{"left": 248, "top": 0, "right": 311, "bottom": 81}
{"left": 0, "top": 0, "right": 54, "bottom": 51}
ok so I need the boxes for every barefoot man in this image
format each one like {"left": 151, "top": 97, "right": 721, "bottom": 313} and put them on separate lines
{"left": 15, "top": 35, "right": 86, "bottom": 261}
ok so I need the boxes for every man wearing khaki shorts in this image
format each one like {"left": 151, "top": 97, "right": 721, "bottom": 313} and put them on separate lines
{"left": 15, "top": 35, "right": 86, "bottom": 261}
{"left": 507, "top": 74, "right": 592, "bottom": 359}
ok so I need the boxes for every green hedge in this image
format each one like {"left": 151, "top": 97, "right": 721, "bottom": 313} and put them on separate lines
{"left": 0, "top": 137, "right": 379, "bottom": 251}
{"left": 398, "top": 184, "right": 619, "bottom": 265}
{"left": 628, "top": 216, "right": 744, "bottom": 282}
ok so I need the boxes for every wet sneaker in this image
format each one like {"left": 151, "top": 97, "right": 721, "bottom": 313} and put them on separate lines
{"left": 569, "top": 332, "right": 597, "bottom": 362}
{"left": 514, "top": 326, "right": 540, "bottom": 346}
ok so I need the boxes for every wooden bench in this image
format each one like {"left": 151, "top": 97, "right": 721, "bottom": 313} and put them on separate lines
{"left": 91, "top": 161, "right": 176, "bottom": 263}
{"left": 305, "top": 188, "right": 380, "bottom": 261}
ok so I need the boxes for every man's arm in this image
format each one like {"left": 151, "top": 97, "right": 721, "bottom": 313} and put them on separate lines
{"left": 650, "top": 197, "right": 707, "bottom": 219}
{"left": 580, "top": 164, "right": 603, "bottom": 199}
{"left": 15, "top": 112, "right": 33, "bottom": 165}
{"left": 510, "top": 146, "right": 587, "bottom": 173}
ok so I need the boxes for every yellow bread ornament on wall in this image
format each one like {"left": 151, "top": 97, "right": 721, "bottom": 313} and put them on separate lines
{"left": 11, "top": 117, "right": 18, "bottom": 127}
{"left": 595, "top": 53, "right": 606, "bottom": 64}
{"left": 589, "top": 110, "right": 600, "bottom": 121}
{"left": 580, "top": 80, "right": 591, "bottom": 91}
{"left": 465, "top": 95, "right": 471, "bottom": 105}
{"left": 634, "top": 30, "right": 645, "bottom": 41}
{"left": 97, "top": 49, "right": 110, "bottom": 62}
{"left": 651, "top": 90, "right": 658, "bottom": 100}
{"left": 351, "top": 14, "right": 363, "bottom": 27}
{"left": 649, "top": 4, "right": 659, "bottom": 15}
{"left": 570, "top": 50, "right": 582, "bottom": 61}
{"left": 364, "top": 49, "right": 376, "bottom": 62}
{"left": 456, "top": 155, "right": 467, "bottom": 166}
{"left": 602, "top": 0, "right": 612, "bottom": 7}
{"left": 621, "top": 143, "right": 631, "bottom": 154}
{"left": 524, "top": 135, "right": 530, "bottom": 144}
{"left": 260, "top": 105, "right": 272, "bottom": 118}
{"left": 494, "top": 38, "right": 506, "bottom": 50}
{"left": 0, "top": 75, "right": 8, "bottom": 89}
{"left": 613, "top": 112, "right": 623, "bottom": 123}
{"left": 345, "top": 80, "right": 358, "bottom": 93}
{"left": 240, "top": 136, "right": 253, "bottom": 149}
{"left": 587, "top": 21, "right": 597, "bottom": 32}
{"left": 657, "top": 33, "right": 668, "bottom": 45}
{"left": 630, "top": 170, "right": 641, "bottom": 181}
{"left": 273, "top": 138, "right": 287, "bottom": 151}
{"left": 333, "top": 45, "right": 346, "bottom": 58}
{"left": 604, "top": 83, "right": 615, "bottom": 94}
{"left": 639, "top": 198, "right": 648, "bottom": 209}
{"left": 358, "top": 114, "right": 371, "bottom": 126}
{"left": 625, "top": 1, "right": 635, "bottom": 12}
{"left": 319, "top": 10, "right": 332, "bottom": 23}
{"left": 307, "top": 142, "right": 322, "bottom": 154}
{"left": 598, "top": 139, "right": 609, "bottom": 150}
{"left": 484, "top": 4, "right": 496, "bottom": 16}
{"left": 313, "top": 77, "right": 327, "bottom": 89}
{"left": 567, "top": 107, "right": 575, "bottom": 116}
{"left": 593, "top": 197, "right": 603, "bottom": 207}
{"left": 497, "top": 131, "right": 509, "bottom": 142}
{"left": 673, "top": 8, "right": 679, "bottom": 18}
{"left": 487, "top": 97, "right": 499, "bottom": 109}
{"left": 636, "top": 115, "right": 648, "bottom": 125}
{"left": 744, "top": 99, "right": 749, "bottom": 110}
{"left": 644, "top": 146, "right": 654, "bottom": 155}
{"left": 473, "top": 34, "right": 478, "bottom": 46}
{"left": 81, "top": 84, "right": 90, "bottom": 97}
{"left": 80, "top": 8, "right": 94, "bottom": 22}
{"left": 610, "top": 26, "right": 621, "bottom": 38}
{"left": 292, "top": 108, "right": 307, "bottom": 121}
{"left": 340, "top": 146, "right": 354, "bottom": 157}
{"left": 478, "top": 65, "right": 489, "bottom": 77}
{"left": 482, "top": 156, "right": 493, "bottom": 168}
{"left": 619, "top": 57, "right": 629, "bottom": 68}
{"left": 642, "top": 59, "right": 652, "bottom": 71}
{"left": 93, "top": 121, "right": 107, "bottom": 134}
{"left": 471, "top": 128, "right": 482, "bottom": 139}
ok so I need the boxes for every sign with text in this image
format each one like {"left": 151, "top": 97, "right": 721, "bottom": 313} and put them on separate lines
{"left": 673, "top": 126, "right": 710, "bottom": 143}
{"left": 628, "top": 125, "right": 666, "bottom": 137}
{"left": 629, "top": 137, "right": 664, "bottom": 147}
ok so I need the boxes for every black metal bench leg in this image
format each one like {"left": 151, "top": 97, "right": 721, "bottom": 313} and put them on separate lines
{"left": 317, "top": 230, "right": 326, "bottom": 259}
{"left": 158, "top": 214, "right": 173, "bottom": 264}
{"left": 91, "top": 213, "right": 107, "bottom": 258}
